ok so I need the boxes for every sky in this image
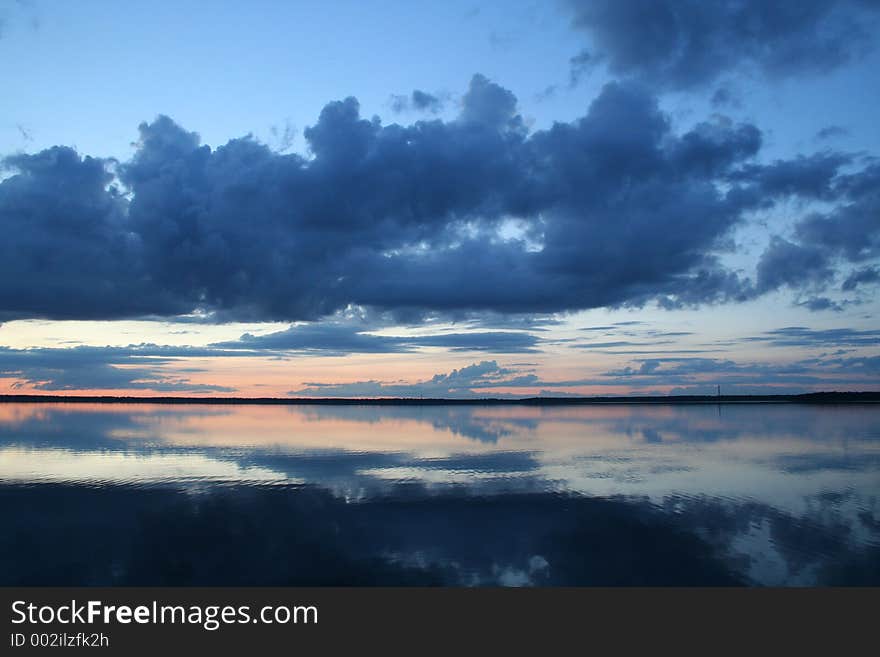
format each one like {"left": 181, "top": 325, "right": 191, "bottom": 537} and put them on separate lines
{"left": 0, "top": 0, "right": 878, "bottom": 398}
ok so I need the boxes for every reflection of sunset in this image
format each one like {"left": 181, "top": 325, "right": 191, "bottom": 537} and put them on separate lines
{"left": 0, "top": 447, "right": 285, "bottom": 484}
{"left": 0, "top": 402, "right": 877, "bottom": 516}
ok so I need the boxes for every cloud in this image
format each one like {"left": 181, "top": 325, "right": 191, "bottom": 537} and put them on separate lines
{"left": 564, "top": 0, "right": 880, "bottom": 90}
{"left": 571, "top": 325, "right": 695, "bottom": 348}
{"left": 291, "top": 348, "right": 880, "bottom": 398}
{"left": 792, "top": 162, "right": 880, "bottom": 262}
{"left": 214, "top": 323, "right": 541, "bottom": 355}
{"left": 575, "top": 341, "right": 661, "bottom": 349}
{"left": 731, "top": 152, "right": 851, "bottom": 201}
{"left": 742, "top": 326, "right": 880, "bottom": 348}
{"left": 291, "top": 360, "right": 539, "bottom": 398}
{"left": 413, "top": 90, "right": 444, "bottom": 112}
{"left": 2, "top": 323, "right": 542, "bottom": 393}
{"left": 796, "top": 296, "right": 844, "bottom": 312}
{"left": 453, "top": 313, "right": 563, "bottom": 331}
{"left": 602, "top": 353, "right": 880, "bottom": 392}
{"left": 817, "top": 354, "right": 880, "bottom": 374}
{"left": 568, "top": 49, "right": 595, "bottom": 87}
{"left": 0, "top": 344, "right": 237, "bottom": 392}
{"left": 17, "top": 319, "right": 875, "bottom": 394}
{"left": 389, "top": 90, "right": 445, "bottom": 114}
{"left": 605, "top": 356, "right": 810, "bottom": 379}
{"left": 815, "top": 125, "right": 850, "bottom": 141}
{"left": 710, "top": 86, "right": 742, "bottom": 109}
{"left": 0, "top": 75, "right": 875, "bottom": 323}
{"left": 756, "top": 237, "right": 834, "bottom": 293}
{"left": 13, "top": 323, "right": 870, "bottom": 396}
{"left": 749, "top": 160, "right": 880, "bottom": 301}
{"left": 458, "top": 73, "right": 523, "bottom": 130}
{"left": 842, "top": 266, "right": 880, "bottom": 290}
{"left": 0, "top": 147, "right": 189, "bottom": 320}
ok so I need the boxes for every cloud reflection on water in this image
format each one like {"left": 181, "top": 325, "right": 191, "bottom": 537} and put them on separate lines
{"left": 0, "top": 402, "right": 877, "bottom": 585}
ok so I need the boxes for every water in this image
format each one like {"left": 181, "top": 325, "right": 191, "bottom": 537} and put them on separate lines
{"left": 1, "top": 402, "right": 878, "bottom": 586}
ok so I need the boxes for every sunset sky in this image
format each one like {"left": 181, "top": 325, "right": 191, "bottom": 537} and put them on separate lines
{"left": 0, "top": 0, "right": 878, "bottom": 397}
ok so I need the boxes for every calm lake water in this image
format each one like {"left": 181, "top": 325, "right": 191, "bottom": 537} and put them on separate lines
{"left": 1, "top": 402, "right": 878, "bottom": 586}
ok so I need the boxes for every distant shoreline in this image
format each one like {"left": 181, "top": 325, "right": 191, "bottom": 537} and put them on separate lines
{"left": 0, "top": 392, "right": 878, "bottom": 405}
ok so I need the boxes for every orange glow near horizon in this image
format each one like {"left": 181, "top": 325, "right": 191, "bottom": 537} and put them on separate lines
{"left": 1, "top": 331, "right": 876, "bottom": 398}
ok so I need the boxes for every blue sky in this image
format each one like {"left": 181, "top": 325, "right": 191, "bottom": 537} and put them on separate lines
{"left": 0, "top": 0, "right": 878, "bottom": 397}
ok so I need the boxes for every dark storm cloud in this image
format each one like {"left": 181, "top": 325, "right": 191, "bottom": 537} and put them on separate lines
{"left": 564, "top": 0, "right": 880, "bottom": 90}
{"left": 730, "top": 153, "right": 851, "bottom": 201}
{"left": 0, "top": 74, "right": 874, "bottom": 323}
{"left": 670, "top": 119, "right": 762, "bottom": 176}
{"left": 0, "top": 147, "right": 188, "bottom": 320}
{"left": 792, "top": 162, "right": 880, "bottom": 262}
{"left": 756, "top": 237, "right": 834, "bottom": 293}
{"left": 749, "top": 159, "right": 880, "bottom": 301}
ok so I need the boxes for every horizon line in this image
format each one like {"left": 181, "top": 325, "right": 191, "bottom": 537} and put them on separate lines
{"left": 1, "top": 391, "right": 878, "bottom": 405}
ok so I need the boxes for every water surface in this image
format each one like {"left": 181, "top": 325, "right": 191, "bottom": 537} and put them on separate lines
{"left": 1, "top": 402, "right": 878, "bottom": 585}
